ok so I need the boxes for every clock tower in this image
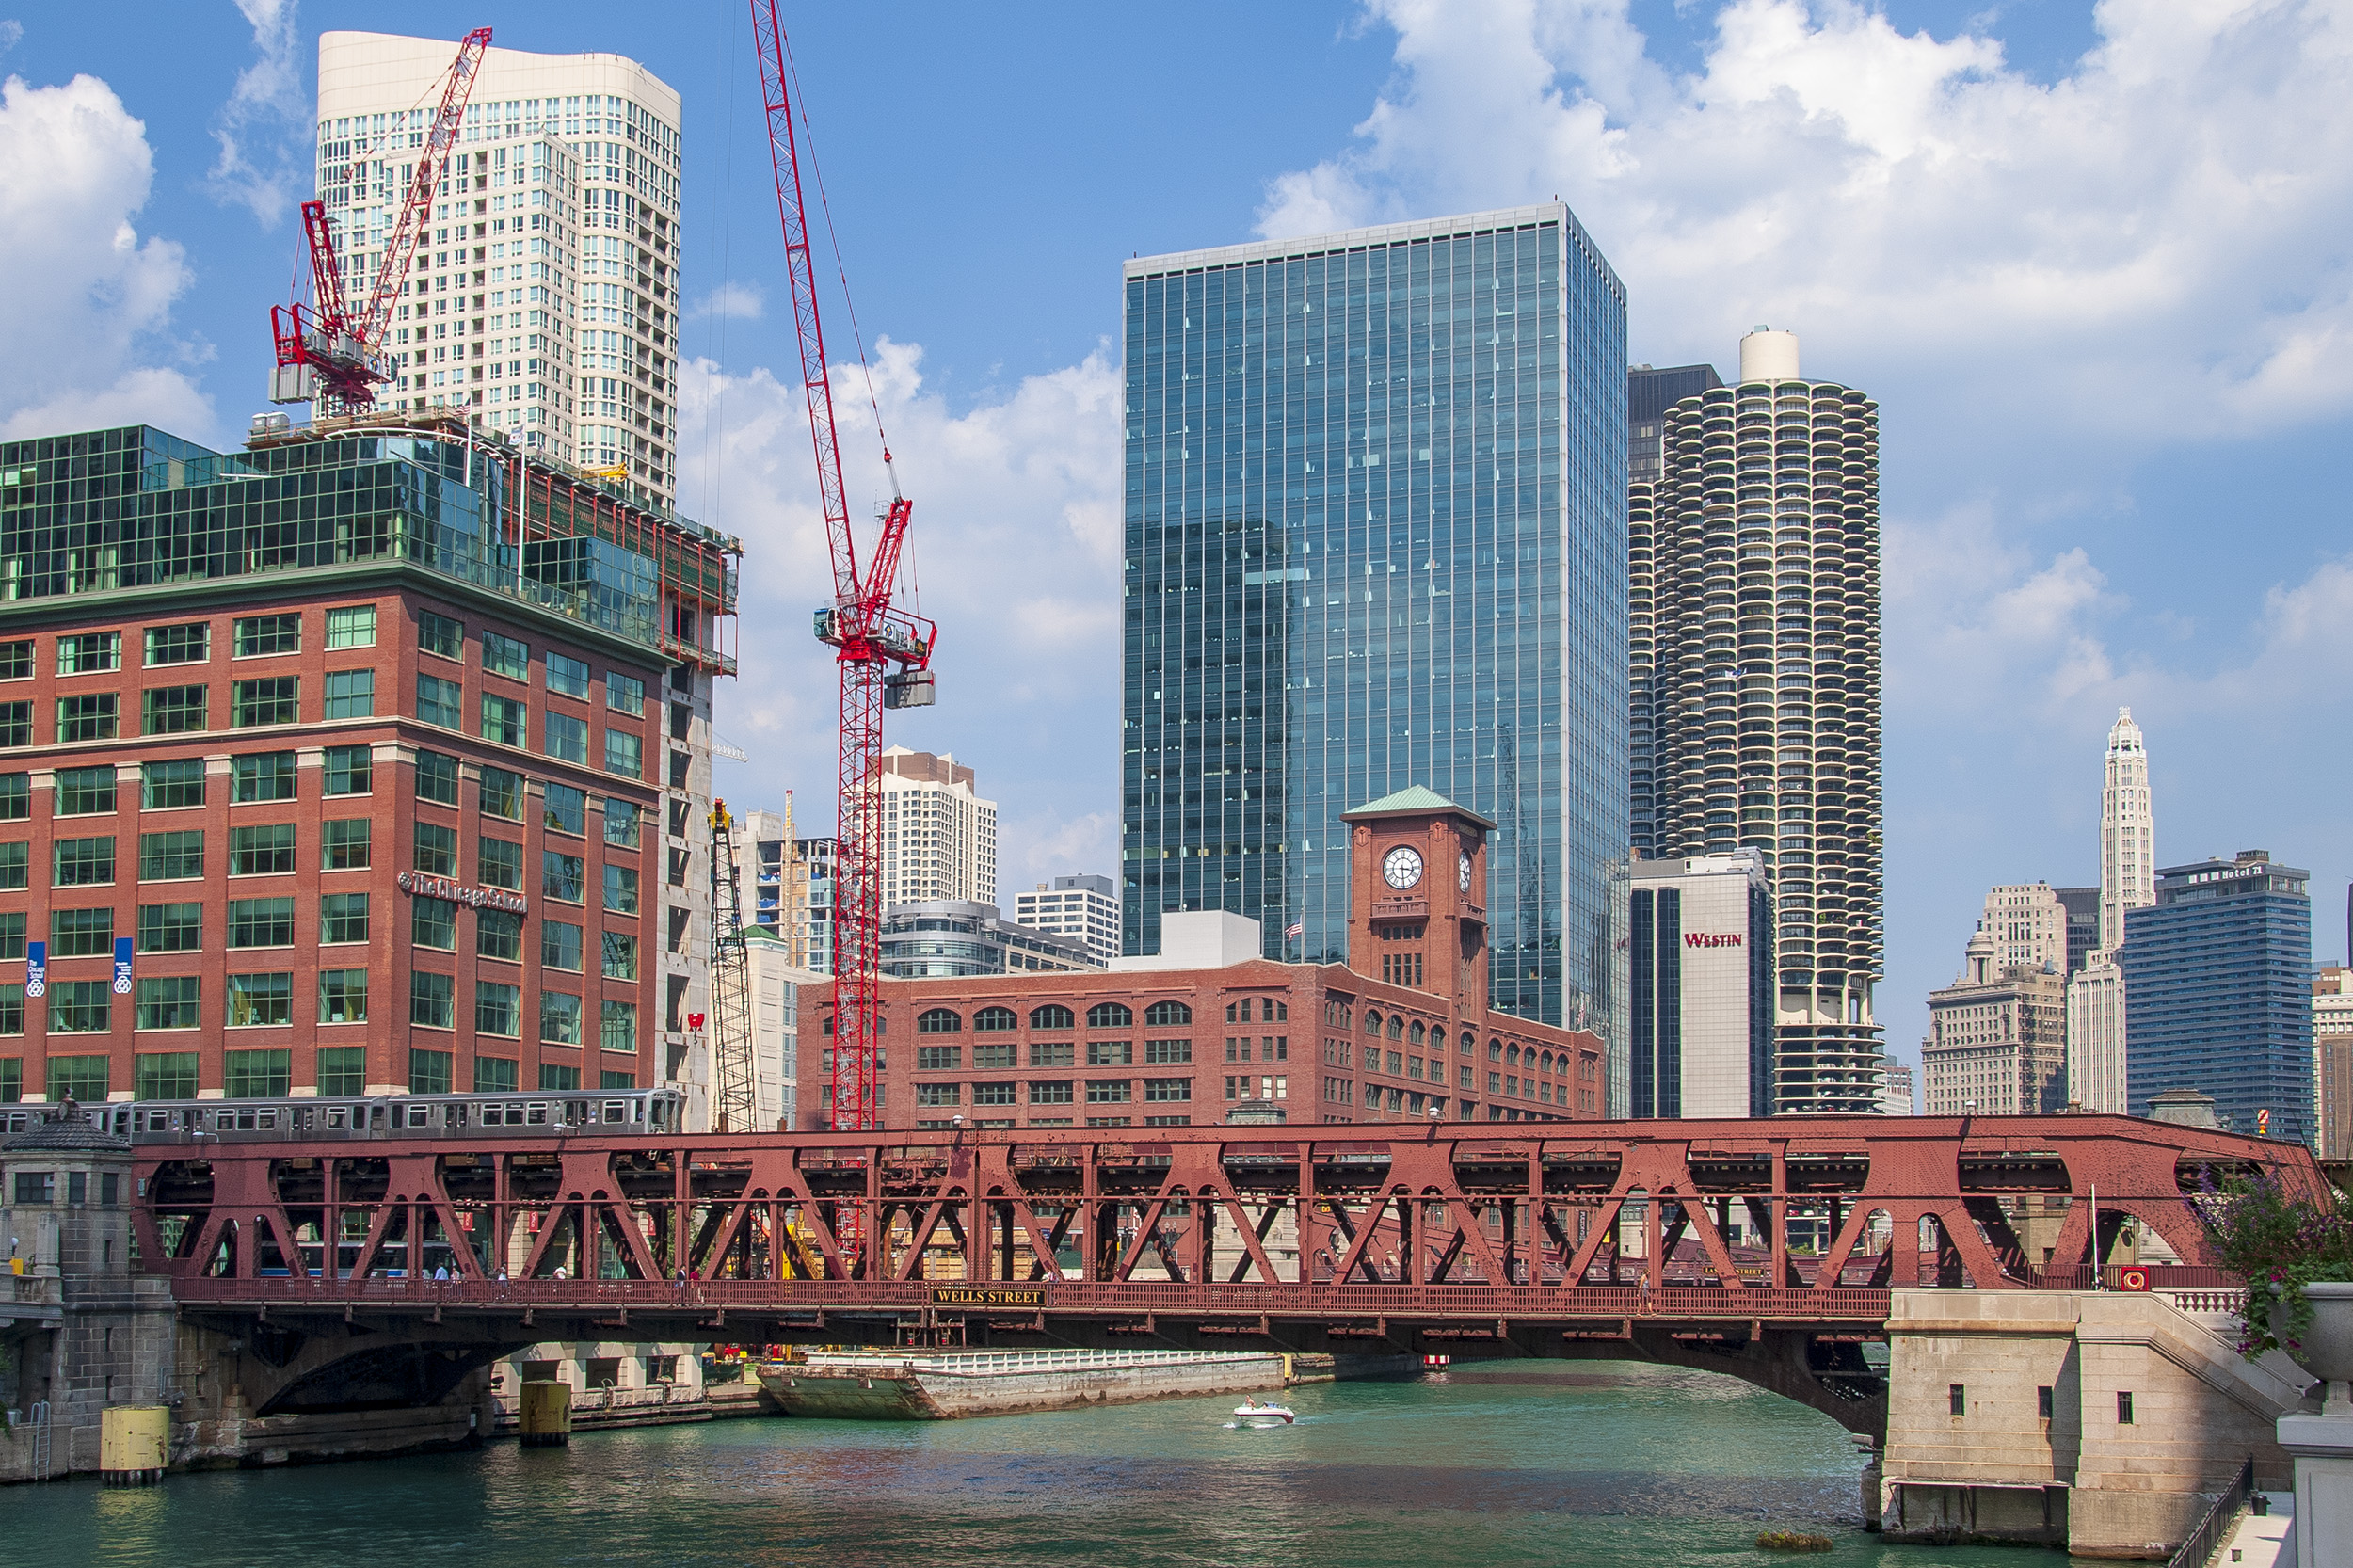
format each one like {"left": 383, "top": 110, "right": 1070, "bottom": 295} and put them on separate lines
{"left": 1342, "top": 786, "right": 1496, "bottom": 1014}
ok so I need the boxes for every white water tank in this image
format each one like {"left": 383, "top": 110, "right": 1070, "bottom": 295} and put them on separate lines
{"left": 1738, "top": 327, "right": 1801, "bottom": 383}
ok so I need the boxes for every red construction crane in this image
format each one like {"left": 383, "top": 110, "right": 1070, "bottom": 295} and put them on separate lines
{"left": 751, "top": 3, "right": 937, "bottom": 1138}
{"left": 271, "top": 27, "right": 491, "bottom": 415}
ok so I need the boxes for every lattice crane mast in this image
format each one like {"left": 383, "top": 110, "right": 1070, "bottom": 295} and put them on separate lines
{"left": 751, "top": 2, "right": 936, "bottom": 1137}
{"left": 270, "top": 27, "right": 491, "bottom": 415}
{"left": 707, "top": 800, "right": 759, "bottom": 1134}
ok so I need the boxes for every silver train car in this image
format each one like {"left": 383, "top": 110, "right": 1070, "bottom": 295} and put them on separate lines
{"left": 0, "top": 1086, "right": 686, "bottom": 1143}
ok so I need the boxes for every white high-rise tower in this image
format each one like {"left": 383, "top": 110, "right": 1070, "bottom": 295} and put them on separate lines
{"left": 2069, "top": 709, "right": 2153, "bottom": 1112}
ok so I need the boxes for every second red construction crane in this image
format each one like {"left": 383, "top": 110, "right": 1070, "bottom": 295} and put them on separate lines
{"left": 751, "top": 2, "right": 937, "bottom": 1137}
{"left": 270, "top": 27, "right": 490, "bottom": 414}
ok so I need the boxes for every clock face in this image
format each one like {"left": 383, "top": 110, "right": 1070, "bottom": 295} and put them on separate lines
{"left": 1382, "top": 845, "right": 1424, "bottom": 889}
{"left": 1459, "top": 852, "right": 1473, "bottom": 891}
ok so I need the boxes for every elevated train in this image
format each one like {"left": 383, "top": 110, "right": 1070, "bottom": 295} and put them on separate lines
{"left": 0, "top": 1087, "right": 685, "bottom": 1144}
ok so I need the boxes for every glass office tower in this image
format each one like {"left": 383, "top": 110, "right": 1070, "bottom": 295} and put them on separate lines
{"left": 1121, "top": 206, "right": 1628, "bottom": 1029}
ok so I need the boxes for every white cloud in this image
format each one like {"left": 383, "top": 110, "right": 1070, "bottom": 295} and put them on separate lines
{"left": 695, "top": 281, "right": 765, "bottom": 321}
{"left": 207, "top": 0, "right": 306, "bottom": 227}
{"left": 0, "top": 72, "right": 204, "bottom": 437}
{"left": 0, "top": 22, "right": 23, "bottom": 56}
{"left": 677, "top": 338, "right": 1123, "bottom": 890}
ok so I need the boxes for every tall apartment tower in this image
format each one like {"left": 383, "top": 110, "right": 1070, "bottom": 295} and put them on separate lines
{"left": 1628, "top": 362, "right": 1725, "bottom": 857}
{"left": 2066, "top": 710, "right": 2154, "bottom": 1112}
{"left": 315, "top": 32, "right": 686, "bottom": 508}
{"left": 872, "top": 747, "right": 997, "bottom": 912}
{"left": 1016, "top": 874, "right": 1122, "bottom": 967}
{"left": 1641, "top": 328, "right": 1884, "bottom": 1113}
{"left": 1122, "top": 206, "right": 1629, "bottom": 1032}
{"left": 314, "top": 31, "right": 729, "bottom": 1096}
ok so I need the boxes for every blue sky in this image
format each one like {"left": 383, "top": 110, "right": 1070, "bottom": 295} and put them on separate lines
{"left": 2, "top": 0, "right": 2347, "bottom": 1072}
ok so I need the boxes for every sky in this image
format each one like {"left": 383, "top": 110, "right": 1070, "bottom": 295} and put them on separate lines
{"left": 1, "top": 0, "right": 2347, "bottom": 1072}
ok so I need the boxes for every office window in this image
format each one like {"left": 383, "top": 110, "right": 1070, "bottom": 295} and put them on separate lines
{"left": 56, "top": 631, "right": 121, "bottom": 674}
{"left": 476, "top": 980, "right": 522, "bottom": 1037}
{"left": 141, "top": 759, "right": 204, "bottom": 810}
{"left": 481, "top": 694, "right": 525, "bottom": 746}
{"left": 547, "top": 652, "right": 591, "bottom": 698}
{"left": 0, "top": 993, "right": 18, "bottom": 1037}
{"left": 415, "top": 748, "right": 459, "bottom": 805}
{"left": 1088, "top": 1041, "right": 1133, "bottom": 1066}
{"left": 594, "top": 932, "right": 639, "bottom": 984}
{"left": 545, "top": 712, "right": 588, "bottom": 764}
{"left": 326, "top": 605, "right": 377, "bottom": 648}
{"left": 0, "top": 640, "right": 24, "bottom": 680}
{"left": 409, "top": 1048, "right": 454, "bottom": 1096}
{"left": 1031, "top": 1042, "right": 1076, "bottom": 1067}
{"left": 917, "top": 1045, "right": 962, "bottom": 1071}
{"left": 229, "top": 823, "right": 295, "bottom": 876}
{"left": 53, "top": 837, "right": 115, "bottom": 887}
{"left": 227, "top": 897, "right": 296, "bottom": 949}
{"left": 56, "top": 692, "right": 117, "bottom": 741}
{"left": 321, "top": 891, "right": 369, "bottom": 945}
{"left": 51, "top": 907, "right": 112, "bottom": 956}
{"left": 136, "top": 902, "right": 203, "bottom": 952}
{"left": 414, "top": 822, "right": 457, "bottom": 876}
{"left": 1144, "top": 1039, "right": 1192, "bottom": 1064}
{"left": 0, "top": 843, "right": 24, "bottom": 892}
{"left": 482, "top": 632, "right": 529, "bottom": 680}
{"left": 410, "top": 970, "right": 455, "bottom": 1030}
{"left": 142, "top": 684, "right": 208, "bottom": 735}
{"left": 540, "top": 990, "right": 584, "bottom": 1046}
{"left": 0, "top": 774, "right": 24, "bottom": 821}
{"left": 321, "top": 818, "right": 371, "bottom": 871}
{"left": 600, "top": 1000, "right": 637, "bottom": 1053}
{"left": 916, "top": 1082, "right": 960, "bottom": 1108}
{"left": 544, "top": 851, "right": 585, "bottom": 904}
{"left": 602, "top": 863, "right": 639, "bottom": 914}
{"left": 1029, "top": 1081, "right": 1074, "bottom": 1105}
{"left": 478, "top": 837, "right": 523, "bottom": 891}
{"left": 603, "top": 797, "right": 640, "bottom": 848}
{"left": 225, "top": 1048, "right": 292, "bottom": 1097}
{"left": 1144, "top": 1078, "right": 1192, "bottom": 1102}
{"left": 418, "top": 610, "right": 463, "bottom": 660}
{"left": 144, "top": 623, "right": 209, "bottom": 666}
{"left": 0, "top": 701, "right": 27, "bottom": 748}
{"left": 45, "top": 1051, "right": 110, "bottom": 1096}
{"left": 544, "top": 781, "right": 585, "bottom": 836}
{"left": 135, "top": 1051, "right": 199, "bottom": 1099}
{"left": 232, "top": 751, "right": 296, "bottom": 802}
{"left": 49, "top": 982, "right": 113, "bottom": 1033}
{"left": 231, "top": 677, "right": 298, "bottom": 727}
{"left": 1086, "top": 1080, "right": 1132, "bottom": 1103}
{"left": 541, "top": 920, "right": 584, "bottom": 971}
{"left": 411, "top": 896, "right": 458, "bottom": 950}
{"left": 417, "top": 674, "right": 463, "bottom": 728}
{"left": 317, "top": 1045, "right": 367, "bottom": 1096}
{"left": 480, "top": 765, "right": 526, "bottom": 821}
{"left": 322, "top": 744, "right": 372, "bottom": 795}
{"left": 323, "top": 669, "right": 375, "bottom": 718}
{"left": 605, "top": 729, "right": 642, "bottom": 778}
{"left": 225, "top": 972, "right": 293, "bottom": 1027}
{"left": 476, "top": 907, "right": 522, "bottom": 961}
{"left": 606, "top": 671, "right": 645, "bottom": 715}
{"left": 232, "top": 614, "right": 301, "bottom": 657}
{"left": 318, "top": 969, "right": 368, "bottom": 1024}
{"left": 540, "top": 1064, "right": 582, "bottom": 1091}
{"left": 55, "top": 765, "right": 116, "bottom": 815}
{"left": 0, "top": 913, "right": 24, "bottom": 960}
{"left": 474, "top": 1055, "right": 519, "bottom": 1093}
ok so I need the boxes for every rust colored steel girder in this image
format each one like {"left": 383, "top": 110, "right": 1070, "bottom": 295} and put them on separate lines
{"left": 136, "top": 1114, "right": 2317, "bottom": 1310}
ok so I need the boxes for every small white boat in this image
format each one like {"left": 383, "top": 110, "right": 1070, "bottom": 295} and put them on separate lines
{"left": 1232, "top": 1397, "right": 1296, "bottom": 1425}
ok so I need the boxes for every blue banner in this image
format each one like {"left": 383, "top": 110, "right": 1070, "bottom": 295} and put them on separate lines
{"left": 24, "top": 939, "right": 43, "bottom": 998}
{"left": 113, "top": 936, "right": 133, "bottom": 995}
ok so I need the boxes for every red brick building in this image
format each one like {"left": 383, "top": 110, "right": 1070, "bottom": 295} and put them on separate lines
{"left": 809, "top": 789, "right": 1607, "bottom": 1128}
{"left": 0, "top": 420, "right": 685, "bottom": 1105}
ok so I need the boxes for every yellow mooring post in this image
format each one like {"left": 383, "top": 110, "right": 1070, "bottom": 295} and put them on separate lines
{"left": 519, "top": 1380, "right": 573, "bottom": 1447}
{"left": 100, "top": 1405, "right": 169, "bottom": 1485}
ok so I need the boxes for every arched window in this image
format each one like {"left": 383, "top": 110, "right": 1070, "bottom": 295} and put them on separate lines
{"left": 1488, "top": 1038, "right": 1503, "bottom": 1061}
{"left": 1386, "top": 1015, "right": 1403, "bottom": 1041}
{"left": 1030, "top": 1004, "right": 1075, "bottom": 1032}
{"left": 916, "top": 1008, "right": 963, "bottom": 1034}
{"left": 822, "top": 1013, "right": 835, "bottom": 1036}
{"left": 1364, "top": 1009, "right": 1382, "bottom": 1035}
{"left": 1457, "top": 1031, "right": 1474, "bottom": 1056}
{"left": 1087, "top": 1001, "right": 1133, "bottom": 1031}
{"left": 1506, "top": 1044, "right": 1521, "bottom": 1066}
{"left": 1409, "top": 1022, "right": 1425, "bottom": 1047}
{"left": 973, "top": 1006, "right": 1017, "bottom": 1032}
{"left": 1144, "top": 1000, "right": 1192, "bottom": 1027}
{"left": 1539, "top": 1050, "right": 1554, "bottom": 1073}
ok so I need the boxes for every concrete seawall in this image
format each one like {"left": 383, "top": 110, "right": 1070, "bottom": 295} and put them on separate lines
{"left": 760, "top": 1349, "right": 1410, "bottom": 1420}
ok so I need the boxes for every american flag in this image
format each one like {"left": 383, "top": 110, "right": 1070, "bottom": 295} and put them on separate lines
{"left": 1285, "top": 921, "right": 1305, "bottom": 939}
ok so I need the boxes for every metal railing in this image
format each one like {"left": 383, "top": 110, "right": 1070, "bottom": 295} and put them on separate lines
{"left": 2165, "top": 1454, "right": 2253, "bottom": 1568}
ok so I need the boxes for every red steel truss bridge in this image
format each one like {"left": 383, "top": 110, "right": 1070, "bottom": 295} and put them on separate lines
{"left": 146, "top": 1115, "right": 2313, "bottom": 1428}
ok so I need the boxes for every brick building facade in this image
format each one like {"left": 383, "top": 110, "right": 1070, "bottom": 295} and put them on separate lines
{"left": 808, "top": 789, "right": 1607, "bottom": 1128}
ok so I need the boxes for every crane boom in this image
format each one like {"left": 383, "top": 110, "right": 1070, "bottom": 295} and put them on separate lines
{"left": 750, "top": 2, "right": 936, "bottom": 1154}
{"left": 708, "top": 800, "right": 759, "bottom": 1133}
{"left": 271, "top": 27, "right": 490, "bottom": 414}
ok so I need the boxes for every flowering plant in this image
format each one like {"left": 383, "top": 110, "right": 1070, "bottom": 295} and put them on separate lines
{"left": 2196, "top": 1170, "right": 2353, "bottom": 1358}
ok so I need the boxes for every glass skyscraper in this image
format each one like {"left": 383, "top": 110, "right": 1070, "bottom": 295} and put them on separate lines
{"left": 1121, "top": 206, "right": 1628, "bottom": 1030}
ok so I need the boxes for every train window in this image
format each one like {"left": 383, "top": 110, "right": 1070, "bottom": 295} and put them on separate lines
{"left": 369, "top": 1106, "right": 386, "bottom": 1128}
{"left": 444, "top": 1103, "right": 468, "bottom": 1128}
{"left": 405, "top": 1105, "right": 431, "bottom": 1128}
{"left": 526, "top": 1102, "right": 550, "bottom": 1125}
{"left": 257, "top": 1110, "right": 277, "bottom": 1130}
{"left": 326, "top": 1106, "right": 350, "bottom": 1129}
{"left": 602, "top": 1099, "right": 628, "bottom": 1123}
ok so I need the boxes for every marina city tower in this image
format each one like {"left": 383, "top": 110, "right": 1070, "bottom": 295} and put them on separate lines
{"left": 1121, "top": 207, "right": 1629, "bottom": 1030}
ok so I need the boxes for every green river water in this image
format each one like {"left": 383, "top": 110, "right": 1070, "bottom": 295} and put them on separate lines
{"left": 5, "top": 1362, "right": 2089, "bottom": 1567}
